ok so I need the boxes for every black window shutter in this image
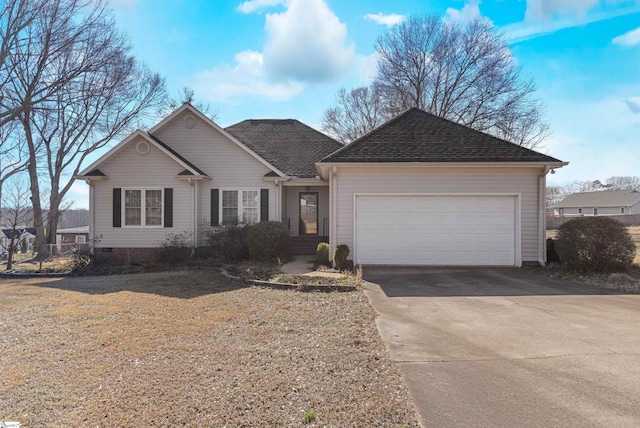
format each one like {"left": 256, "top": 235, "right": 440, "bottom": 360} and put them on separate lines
{"left": 260, "top": 189, "right": 269, "bottom": 222}
{"left": 113, "top": 188, "right": 121, "bottom": 227}
{"left": 211, "top": 189, "right": 219, "bottom": 225}
{"left": 164, "top": 188, "right": 173, "bottom": 228}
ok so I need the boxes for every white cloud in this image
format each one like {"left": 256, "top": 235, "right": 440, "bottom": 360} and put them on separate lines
{"left": 525, "top": 0, "right": 599, "bottom": 21}
{"left": 504, "top": 3, "right": 640, "bottom": 42}
{"left": 262, "top": 0, "right": 354, "bottom": 82}
{"left": 193, "top": 50, "right": 303, "bottom": 103}
{"left": 613, "top": 26, "right": 640, "bottom": 46}
{"left": 237, "top": 0, "right": 285, "bottom": 14}
{"left": 364, "top": 13, "right": 406, "bottom": 27}
{"left": 445, "top": 1, "right": 482, "bottom": 23}
{"left": 625, "top": 97, "right": 640, "bottom": 113}
{"left": 193, "top": 0, "right": 352, "bottom": 103}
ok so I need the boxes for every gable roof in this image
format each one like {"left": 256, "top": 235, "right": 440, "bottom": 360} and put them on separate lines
{"left": 226, "top": 119, "right": 343, "bottom": 178}
{"left": 150, "top": 103, "right": 286, "bottom": 177}
{"left": 554, "top": 190, "right": 640, "bottom": 208}
{"left": 320, "top": 108, "right": 564, "bottom": 164}
{"left": 77, "top": 130, "right": 208, "bottom": 178}
{"left": 1, "top": 228, "right": 36, "bottom": 239}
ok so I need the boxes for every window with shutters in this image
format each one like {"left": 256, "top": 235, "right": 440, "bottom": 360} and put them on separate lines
{"left": 123, "top": 188, "right": 163, "bottom": 227}
{"left": 221, "top": 189, "right": 259, "bottom": 224}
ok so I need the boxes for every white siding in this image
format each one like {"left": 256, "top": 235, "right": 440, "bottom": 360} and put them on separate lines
{"left": 93, "top": 136, "right": 194, "bottom": 248}
{"left": 334, "top": 166, "right": 541, "bottom": 263}
{"left": 153, "top": 110, "right": 278, "bottom": 225}
{"left": 284, "top": 186, "right": 330, "bottom": 236}
{"left": 631, "top": 203, "right": 640, "bottom": 215}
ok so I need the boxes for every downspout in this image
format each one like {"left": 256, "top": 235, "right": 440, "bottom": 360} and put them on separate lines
{"left": 330, "top": 165, "right": 338, "bottom": 264}
{"left": 538, "top": 165, "right": 551, "bottom": 266}
{"left": 87, "top": 180, "right": 95, "bottom": 254}
{"left": 188, "top": 177, "right": 196, "bottom": 249}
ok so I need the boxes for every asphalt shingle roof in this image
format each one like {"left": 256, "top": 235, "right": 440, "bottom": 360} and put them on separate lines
{"left": 320, "top": 108, "right": 562, "bottom": 164}
{"left": 226, "top": 119, "right": 343, "bottom": 178}
{"left": 554, "top": 190, "right": 640, "bottom": 208}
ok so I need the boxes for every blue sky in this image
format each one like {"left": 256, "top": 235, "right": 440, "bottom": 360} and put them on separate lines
{"left": 69, "top": 0, "right": 640, "bottom": 208}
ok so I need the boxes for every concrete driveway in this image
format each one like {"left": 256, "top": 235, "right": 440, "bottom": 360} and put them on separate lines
{"left": 363, "top": 267, "right": 640, "bottom": 428}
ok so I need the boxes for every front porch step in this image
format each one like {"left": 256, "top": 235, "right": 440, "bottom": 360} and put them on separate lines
{"left": 291, "top": 236, "right": 328, "bottom": 255}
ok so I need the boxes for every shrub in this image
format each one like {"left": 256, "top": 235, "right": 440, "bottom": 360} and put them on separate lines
{"left": 247, "top": 221, "right": 292, "bottom": 262}
{"left": 206, "top": 224, "right": 250, "bottom": 263}
{"left": 315, "top": 242, "right": 330, "bottom": 266}
{"left": 154, "top": 231, "right": 193, "bottom": 264}
{"left": 333, "top": 244, "right": 350, "bottom": 271}
{"left": 68, "top": 245, "right": 94, "bottom": 273}
{"left": 555, "top": 217, "right": 635, "bottom": 272}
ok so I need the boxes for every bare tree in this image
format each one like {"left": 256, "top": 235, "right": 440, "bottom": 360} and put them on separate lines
{"left": 0, "top": 176, "right": 32, "bottom": 270}
{"left": 162, "top": 86, "right": 218, "bottom": 121}
{"left": 605, "top": 176, "right": 640, "bottom": 191}
{"left": 369, "top": 14, "right": 549, "bottom": 148}
{"left": 321, "top": 84, "right": 389, "bottom": 144}
{"left": 0, "top": 0, "right": 45, "bottom": 128}
{"left": 8, "top": 0, "right": 165, "bottom": 257}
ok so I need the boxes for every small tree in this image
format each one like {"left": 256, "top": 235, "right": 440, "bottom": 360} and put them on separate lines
{"left": 0, "top": 177, "right": 32, "bottom": 270}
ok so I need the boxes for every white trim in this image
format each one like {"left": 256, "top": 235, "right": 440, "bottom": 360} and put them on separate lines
{"left": 218, "top": 188, "right": 261, "bottom": 225}
{"left": 352, "top": 192, "right": 522, "bottom": 267}
{"left": 149, "top": 103, "right": 287, "bottom": 177}
{"left": 281, "top": 178, "right": 328, "bottom": 186}
{"left": 122, "top": 187, "right": 164, "bottom": 228}
{"left": 316, "top": 161, "right": 568, "bottom": 180}
{"left": 78, "top": 130, "right": 203, "bottom": 177}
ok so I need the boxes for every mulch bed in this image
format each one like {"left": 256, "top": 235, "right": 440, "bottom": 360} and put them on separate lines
{"left": 0, "top": 271, "right": 419, "bottom": 427}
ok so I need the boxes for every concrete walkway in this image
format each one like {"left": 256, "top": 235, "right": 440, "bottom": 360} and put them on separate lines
{"left": 363, "top": 267, "right": 640, "bottom": 428}
{"left": 280, "top": 255, "right": 315, "bottom": 274}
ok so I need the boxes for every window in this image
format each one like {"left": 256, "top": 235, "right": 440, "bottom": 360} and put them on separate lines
{"left": 594, "top": 208, "right": 598, "bottom": 216}
{"left": 621, "top": 207, "right": 626, "bottom": 214}
{"left": 76, "top": 235, "right": 86, "bottom": 244}
{"left": 578, "top": 208, "right": 583, "bottom": 214}
{"left": 124, "top": 189, "right": 163, "bottom": 227}
{"left": 558, "top": 208, "right": 564, "bottom": 216}
{"left": 221, "top": 190, "right": 259, "bottom": 224}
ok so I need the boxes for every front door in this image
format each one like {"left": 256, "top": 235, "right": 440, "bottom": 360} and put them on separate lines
{"left": 299, "top": 192, "right": 318, "bottom": 235}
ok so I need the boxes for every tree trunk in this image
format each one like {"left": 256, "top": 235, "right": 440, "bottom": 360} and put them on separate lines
{"left": 6, "top": 236, "right": 15, "bottom": 270}
{"left": 22, "top": 112, "right": 48, "bottom": 260}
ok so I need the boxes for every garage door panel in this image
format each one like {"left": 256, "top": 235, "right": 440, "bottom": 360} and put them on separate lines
{"left": 355, "top": 195, "right": 516, "bottom": 266}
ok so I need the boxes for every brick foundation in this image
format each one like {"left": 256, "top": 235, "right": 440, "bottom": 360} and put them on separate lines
{"left": 94, "top": 247, "right": 157, "bottom": 264}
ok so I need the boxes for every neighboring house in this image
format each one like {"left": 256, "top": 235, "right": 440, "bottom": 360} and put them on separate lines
{"left": 553, "top": 190, "right": 640, "bottom": 216}
{"left": 56, "top": 226, "right": 90, "bottom": 246}
{"left": 76, "top": 104, "right": 566, "bottom": 267}
{"left": 0, "top": 227, "right": 36, "bottom": 253}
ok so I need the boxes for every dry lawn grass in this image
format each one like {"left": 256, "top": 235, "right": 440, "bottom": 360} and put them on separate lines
{"left": 0, "top": 271, "right": 418, "bottom": 427}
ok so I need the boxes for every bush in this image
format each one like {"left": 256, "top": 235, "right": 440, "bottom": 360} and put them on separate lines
{"left": 555, "top": 217, "right": 635, "bottom": 272}
{"left": 68, "top": 245, "right": 95, "bottom": 274}
{"left": 206, "top": 224, "right": 250, "bottom": 263}
{"left": 315, "top": 242, "right": 330, "bottom": 266}
{"left": 154, "top": 232, "right": 193, "bottom": 264}
{"left": 247, "top": 221, "right": 292, "bottom": 262}
{"left": 333, "top": 244, "right": 350, "bottom": 271}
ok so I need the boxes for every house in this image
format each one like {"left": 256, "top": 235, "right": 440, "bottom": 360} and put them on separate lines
{"left": 0, "top": 227, "right": 36, "bottom": 254}
{"left": 76, "top": 104, "right": 566, "bottom": 266}
{"left": 553, "top": 190, "right": 640, "bottom": 216}
{"left": 56, "top": 226, "right": 90, "bottom": 247}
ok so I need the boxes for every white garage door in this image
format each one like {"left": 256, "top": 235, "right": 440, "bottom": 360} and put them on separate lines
{"left": 355, "top": 195, "right": 517, "bottom": 266}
